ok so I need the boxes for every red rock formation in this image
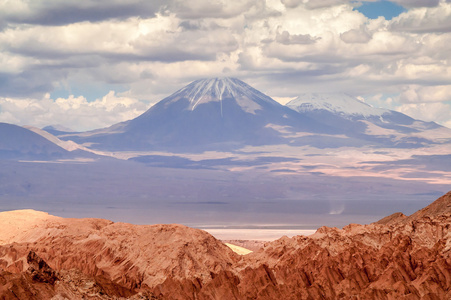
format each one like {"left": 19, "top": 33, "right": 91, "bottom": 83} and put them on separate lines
{"left": 406, "top": 191, "right": 451, "bottom": 221}
{"left": 221, "top": 240, "right": 266, "bottom": 252}
{"left": 0, "top": 191, "right": 450, "bottom": 299}
{"left": 0, "top": 246, "right": 146, "bottom": 299}
{"left": 375, "top": 212, "right": 407, "bottom": 225}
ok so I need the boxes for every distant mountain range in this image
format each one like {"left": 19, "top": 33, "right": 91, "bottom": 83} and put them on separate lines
{"left": 0, "top": 123, "right": 70, "bottom": 160}
{"left": 1, "top": 77, "right": 450, "bottom": 159}
{"left": 1, "top": 79, "right": 449, "bottom": 230}
{"left": 55, "top": 78, "right": 336, "bottom": 152}
{"left": 0, "top": 122, "right": 94, "bottom": 160}
{"left": 52, "top": 77, "right": 450, "bottom": 152}
{"left": 287, "top": 93, "right": 388, "bottom": 117}
{"left": 41, "top": 124, "right": 76, "bottom": 136}
{"left": 287, "top": 92, "right": 448, "bottom": 148}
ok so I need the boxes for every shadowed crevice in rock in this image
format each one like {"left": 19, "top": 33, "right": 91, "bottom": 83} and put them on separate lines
{"left": 27, "top": 251, "right": 58, "bottom": 284}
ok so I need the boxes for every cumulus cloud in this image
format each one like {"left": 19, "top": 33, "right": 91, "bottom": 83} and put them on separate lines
{"left": 0, "top": 0, "right": 450, "bottom": 129}
{"left": 279, "top": 0, "right": 443, "bottom": 11}
{"left": 169, "top": 0, "right": 257, "bottom": 19}
{"left": 0, "top": 92, "right": 149, "bottom": 131}
{"left": 275, "top": 31, "right": 321, "bottom": 44}
{"left": 0, "top": 14, "right": 240, "bottom": 98}
{"left": 389, "top": 2, "right": 451, "bottom": 32}
{"left": 0, "top": 0, "right": 165, "bottom": 27}
{"left": 399, "top": 85, "right": 451, "bottom": 103}
{"left": 0, "top": 68, "right": 60, "bottom": 98}
{"left": 391, "top": 0, "right": 440, "bottom": 8}
{"left": 1, "top": 15, "right": 237, "bottom": 62}
{"left": 396, "top": 102, "right": 451, "bottom": 125}
{"left": 280, "top": 0, "right": 357, "bottom": 10}
{"left": 340, "top": 28, "right": 372, "bottom": 43}
{"left": 304, "top": 0, "right": 352, "bottom": 9}
{"left": 280, "top": 0, "right": 303, "bottom": 9}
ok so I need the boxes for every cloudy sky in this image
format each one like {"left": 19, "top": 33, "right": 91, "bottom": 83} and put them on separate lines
{"left": 0, "top": 0, "right": 450, "bottom": 131}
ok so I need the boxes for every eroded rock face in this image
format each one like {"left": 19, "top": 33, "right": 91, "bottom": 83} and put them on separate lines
{"left": 1, "top": 191, "right": 450, "bottom": 299}
{"left": 0, "top": 249, "right": 146, "bottom": 299}
{"left": 27, "top": 250, "right": 58, "bottom": 284}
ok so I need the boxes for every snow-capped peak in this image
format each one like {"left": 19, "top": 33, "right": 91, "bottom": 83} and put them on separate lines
{"left": 167, "top": 77, "right": 277, "bottom": 114}
{"left": 287, "top": 93, "right": 389, "bottom": 117}
{"left": 178, "top": 78, "right": 241, "bottom": 107}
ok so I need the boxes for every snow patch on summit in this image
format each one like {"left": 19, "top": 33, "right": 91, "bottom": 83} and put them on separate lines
{"left": 169, "top": 78, "right": 276, "bottom": 114}
{"left": 287, "top": 93, "right": 389, "bottom": 117}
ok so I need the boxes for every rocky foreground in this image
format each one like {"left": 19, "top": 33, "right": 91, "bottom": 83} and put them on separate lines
{"left": 1, "top": 191, "right": 451, "bottom": 299}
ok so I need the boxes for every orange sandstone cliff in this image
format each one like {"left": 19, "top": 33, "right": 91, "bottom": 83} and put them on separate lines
{"left": 1, "top": 191, "right": 450, "bottom": 299}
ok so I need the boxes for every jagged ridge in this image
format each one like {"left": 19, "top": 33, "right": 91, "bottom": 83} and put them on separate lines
{"left": 1, "top": 191, "right": 451, "bottom": 299}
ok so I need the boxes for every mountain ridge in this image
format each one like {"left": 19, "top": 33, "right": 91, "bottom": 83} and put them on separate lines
{"left": 0, "top": 122, "right": 70, "bottom": 160}
{"left": 287, "top": 92, "right": 389, "bottom": 118}
{"left": 50, "top": 77, "right": 451, "bottom": 153}
{"left": 60, "top": 77, "right": 337, "bottom": 152}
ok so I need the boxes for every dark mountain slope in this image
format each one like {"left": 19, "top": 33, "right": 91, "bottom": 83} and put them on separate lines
{"left": 0, "top": 122, "right": 69, "bottom": 160}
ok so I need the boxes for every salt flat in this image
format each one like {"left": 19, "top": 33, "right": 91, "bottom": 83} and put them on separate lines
{"left": 204, "top": 228, "right": 317, "bottom": 241}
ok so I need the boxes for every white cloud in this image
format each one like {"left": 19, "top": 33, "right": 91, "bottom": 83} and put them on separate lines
{"left": 400, "top": 85, "right": 451, "bottom": 103}
{"left": 0, "top": 0, "right": 164, "bottom": 26}
{"left": 275, "top": 30, "right": 321, "bottom": 45}
{"left": 340, "top": 28, "right": 372, "bottom": 43}
{"left": 396, "top": 102, "right": 451, "bottom": 125}
{"left": 1, "top": 15, "right": 227, "bottom": 61}
{"left": 391, "top": 0, "right": 440, "bottom": 8}
{"left": 389, "top": 2, "right": 451, "bottom": 32}
{"left": 280, "top": 0, "right": 303, "bottom": 9}
{"left": 170, "top": 0, "right": 257, "bottom": 19}
{"left": 0, "top": 0, "right": 450, "bottom": 129}
{"left": 304, "top": 0, "right": 353, "bottom": 10}
{"left": 0, "top": 92, "right": 149, "bottom": 131}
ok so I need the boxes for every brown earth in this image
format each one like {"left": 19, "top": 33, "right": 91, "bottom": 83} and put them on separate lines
{"left": 1, "top": 191, "right": 450, "bottom": 299}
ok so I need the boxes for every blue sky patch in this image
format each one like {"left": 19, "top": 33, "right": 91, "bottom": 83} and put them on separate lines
{"left": 354, "top": 1, "right": 406, "bottom": 20}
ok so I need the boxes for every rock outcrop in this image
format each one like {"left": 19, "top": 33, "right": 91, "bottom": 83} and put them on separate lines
{"left": 1, "top": 191, "right": 450, "bottom": 299}
{"left": 405, "top": 190, "right": 451, "bottom": 221}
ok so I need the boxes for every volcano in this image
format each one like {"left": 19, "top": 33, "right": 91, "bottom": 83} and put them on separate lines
{"left": 57, "top": 78, "right": 451, "bottom": 152}
{"left": 63, "top": 78, "right": 333, "bottom": 152}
